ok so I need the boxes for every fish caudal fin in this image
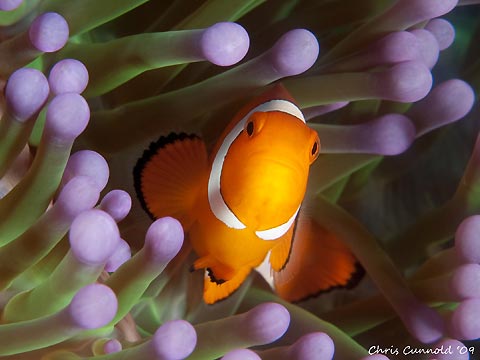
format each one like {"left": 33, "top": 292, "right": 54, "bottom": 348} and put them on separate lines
{"left": 273, "top": 212, "right": 364, "bottom": 302}
{"left": 133, "top": 133, "right": 208, "bottom": 229}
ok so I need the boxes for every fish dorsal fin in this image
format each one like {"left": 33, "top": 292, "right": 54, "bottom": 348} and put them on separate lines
{"left": 207, "top": 99, "right": 304, "bottom": 233}
{"left": 133, "top": 133, "right": 208, "bottom": 230}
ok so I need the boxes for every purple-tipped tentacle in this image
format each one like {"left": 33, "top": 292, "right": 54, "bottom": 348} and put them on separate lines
{"left": 29, "top": 12, "right": 69, "bottom": 53}
{"left": 242, "top": 302, "right": 290, "bottom": 344}
{"left": 387, "top": 0, "right": 459, "bottom": 27}
{"left": 152, "top": 320, "right": 197, "bottom": 360}
{"left": 409, "top": 29, "right": 439, "bottom": 69}
{"left": 144, "top": 217, "right": 184, "bottom": 263}
{"left": 289, "top": 332, "right": 335, "bottom": 360}
{"left": 397, "top": 299, "right": 445, "bottom": 344}
{"left": 450, "top": 298, "right": 480, "bottom": 340}
{"left": 60, "top": 150, "right": 109, "bottom": 192}
{"left": 408, "top": 79, "right": 475, "bottom": 137}
{"left": 221, "top": 349, "right": 261, "bottom": 360}
{"left": 5, "top": 68, "right": 49, "bottom": 121}
{"left": 67, "top": 283, "right": 118, "bottom": 330}
{"left": 102, "top": 216, "right": 184, "bottom": 324}
{"left": 103, "top": 339, "right": 122, "bottom": 354}
{"left": 267, "top": 29, "right": 319, "bottom": 77}
{"left": 327, "top": 31, "right": 419, "bottom": 72}
{"left": 69, "top": 209, "right": 120, "bottom": 266}
{"left": 428, "top": 338, "right": 470, "bottom": 360}
{"left": 0, "top": 0, "right": 22, "bottom": 11}
{"left": 54, "top": 175, "right": 101, "bottom": 221}
{"left": 455, "top": 215, "right": 480, "bottom": 264}
{"left": 313, "top": 114, "right": 416, "bottom": 155}
{"left": 261, "top": 332, "right": 335, "bottom": 360}
{"left": 200, "top": 22, "right": 249, "bottom": 66}
{"left": 373, "top": 60, "right": 432, "bottom": 102}
{"left": 44, "top": 93, "right": 90, "bottom": 142}
{"left": 358, "top": 114, "right": 416, "bottom": 155}
{"left": 373, "top": 31, "right": 419, "bottom": 64}
{"left": 192, "top": 303, "right": 290, "bottom": 359}
{"left": 98, "top": 189, "right": 132, "bottom": 222}
{"left": 48, "top": 59, "right": 89, "bottom": 95}
{"left": 425, "top": 18, "right": 455, "bottom": 50}
{"left": 449, "top": 263, "right": 480, "bottom": 300}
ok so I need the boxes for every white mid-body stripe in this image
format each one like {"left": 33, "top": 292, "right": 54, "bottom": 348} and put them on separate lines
{"left": 255, "top": 206, "right": 300, "bottom": 240}
{"left": 207, "top": 99, "right": 305, "bottom": 239}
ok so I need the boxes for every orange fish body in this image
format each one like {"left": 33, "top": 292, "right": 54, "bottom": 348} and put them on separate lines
{"left": 135, "top": 85, "right": 360, "bottom": 304}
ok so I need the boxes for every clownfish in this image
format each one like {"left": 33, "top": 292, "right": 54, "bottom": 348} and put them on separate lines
{"left": 134, "top": 85, "right": 362, "bottom": 304}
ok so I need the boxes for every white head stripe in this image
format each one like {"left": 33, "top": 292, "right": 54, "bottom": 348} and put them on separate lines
{"left": 256, "top": 206, "right": 300, "bottom": 240}
{"left": 208, "top": 99, "right": 304, "bottom": 232}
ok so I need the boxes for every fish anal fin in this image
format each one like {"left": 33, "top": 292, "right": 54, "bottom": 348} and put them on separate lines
{"left": 203, "top": 267, "right": 251, "bottom": 304}
{"left": 269, "top": 223, "right": 295, "bottom": 272}
{"left": 133, "top": 133, "right": 208, "bottom": 230}
{"left": 273, "top": 214, "right": 363, "bottom": 302}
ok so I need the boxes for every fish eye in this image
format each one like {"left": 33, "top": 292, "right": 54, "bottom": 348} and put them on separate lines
{"left": 309, "top": 135, "right": 320, "bottom": 163}
{"left": 244, "top": 112, "right": 266, "bottom": 137}
{"left": 246, "top": 121, "right": 254, "bottom": 136}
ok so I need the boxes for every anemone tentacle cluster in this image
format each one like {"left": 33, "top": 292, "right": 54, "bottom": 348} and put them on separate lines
{"left": 0, "top": 1, "right": 479, "bottom": 359}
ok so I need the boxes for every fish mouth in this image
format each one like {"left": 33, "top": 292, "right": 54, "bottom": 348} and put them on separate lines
{"left": 254, "top": 155, "right": 304, "bottom": 173}
{"left": 267, "top": 158, "right": 297, "bottom": 168}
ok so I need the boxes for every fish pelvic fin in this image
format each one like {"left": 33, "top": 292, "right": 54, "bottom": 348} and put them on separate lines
{"left": 203, "top": 266, "right": 251, "bottom": 304}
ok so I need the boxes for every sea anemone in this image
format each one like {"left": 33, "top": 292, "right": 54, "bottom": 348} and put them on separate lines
{"left": 0, "top": 1, "right": 479, "bottom": 359}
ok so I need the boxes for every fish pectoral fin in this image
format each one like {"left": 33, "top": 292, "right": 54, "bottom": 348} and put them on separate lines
{"left": 133, "top": 133, "right": 208, "bottom": 230}
{"left": 273, "top": 211, "right": 364, "bottom": 302}
{"left": 269, "top": 223, "right": 295, "bottom": 272}
{"left": 203, "top": 267, "right": 251, "bottom": 304}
